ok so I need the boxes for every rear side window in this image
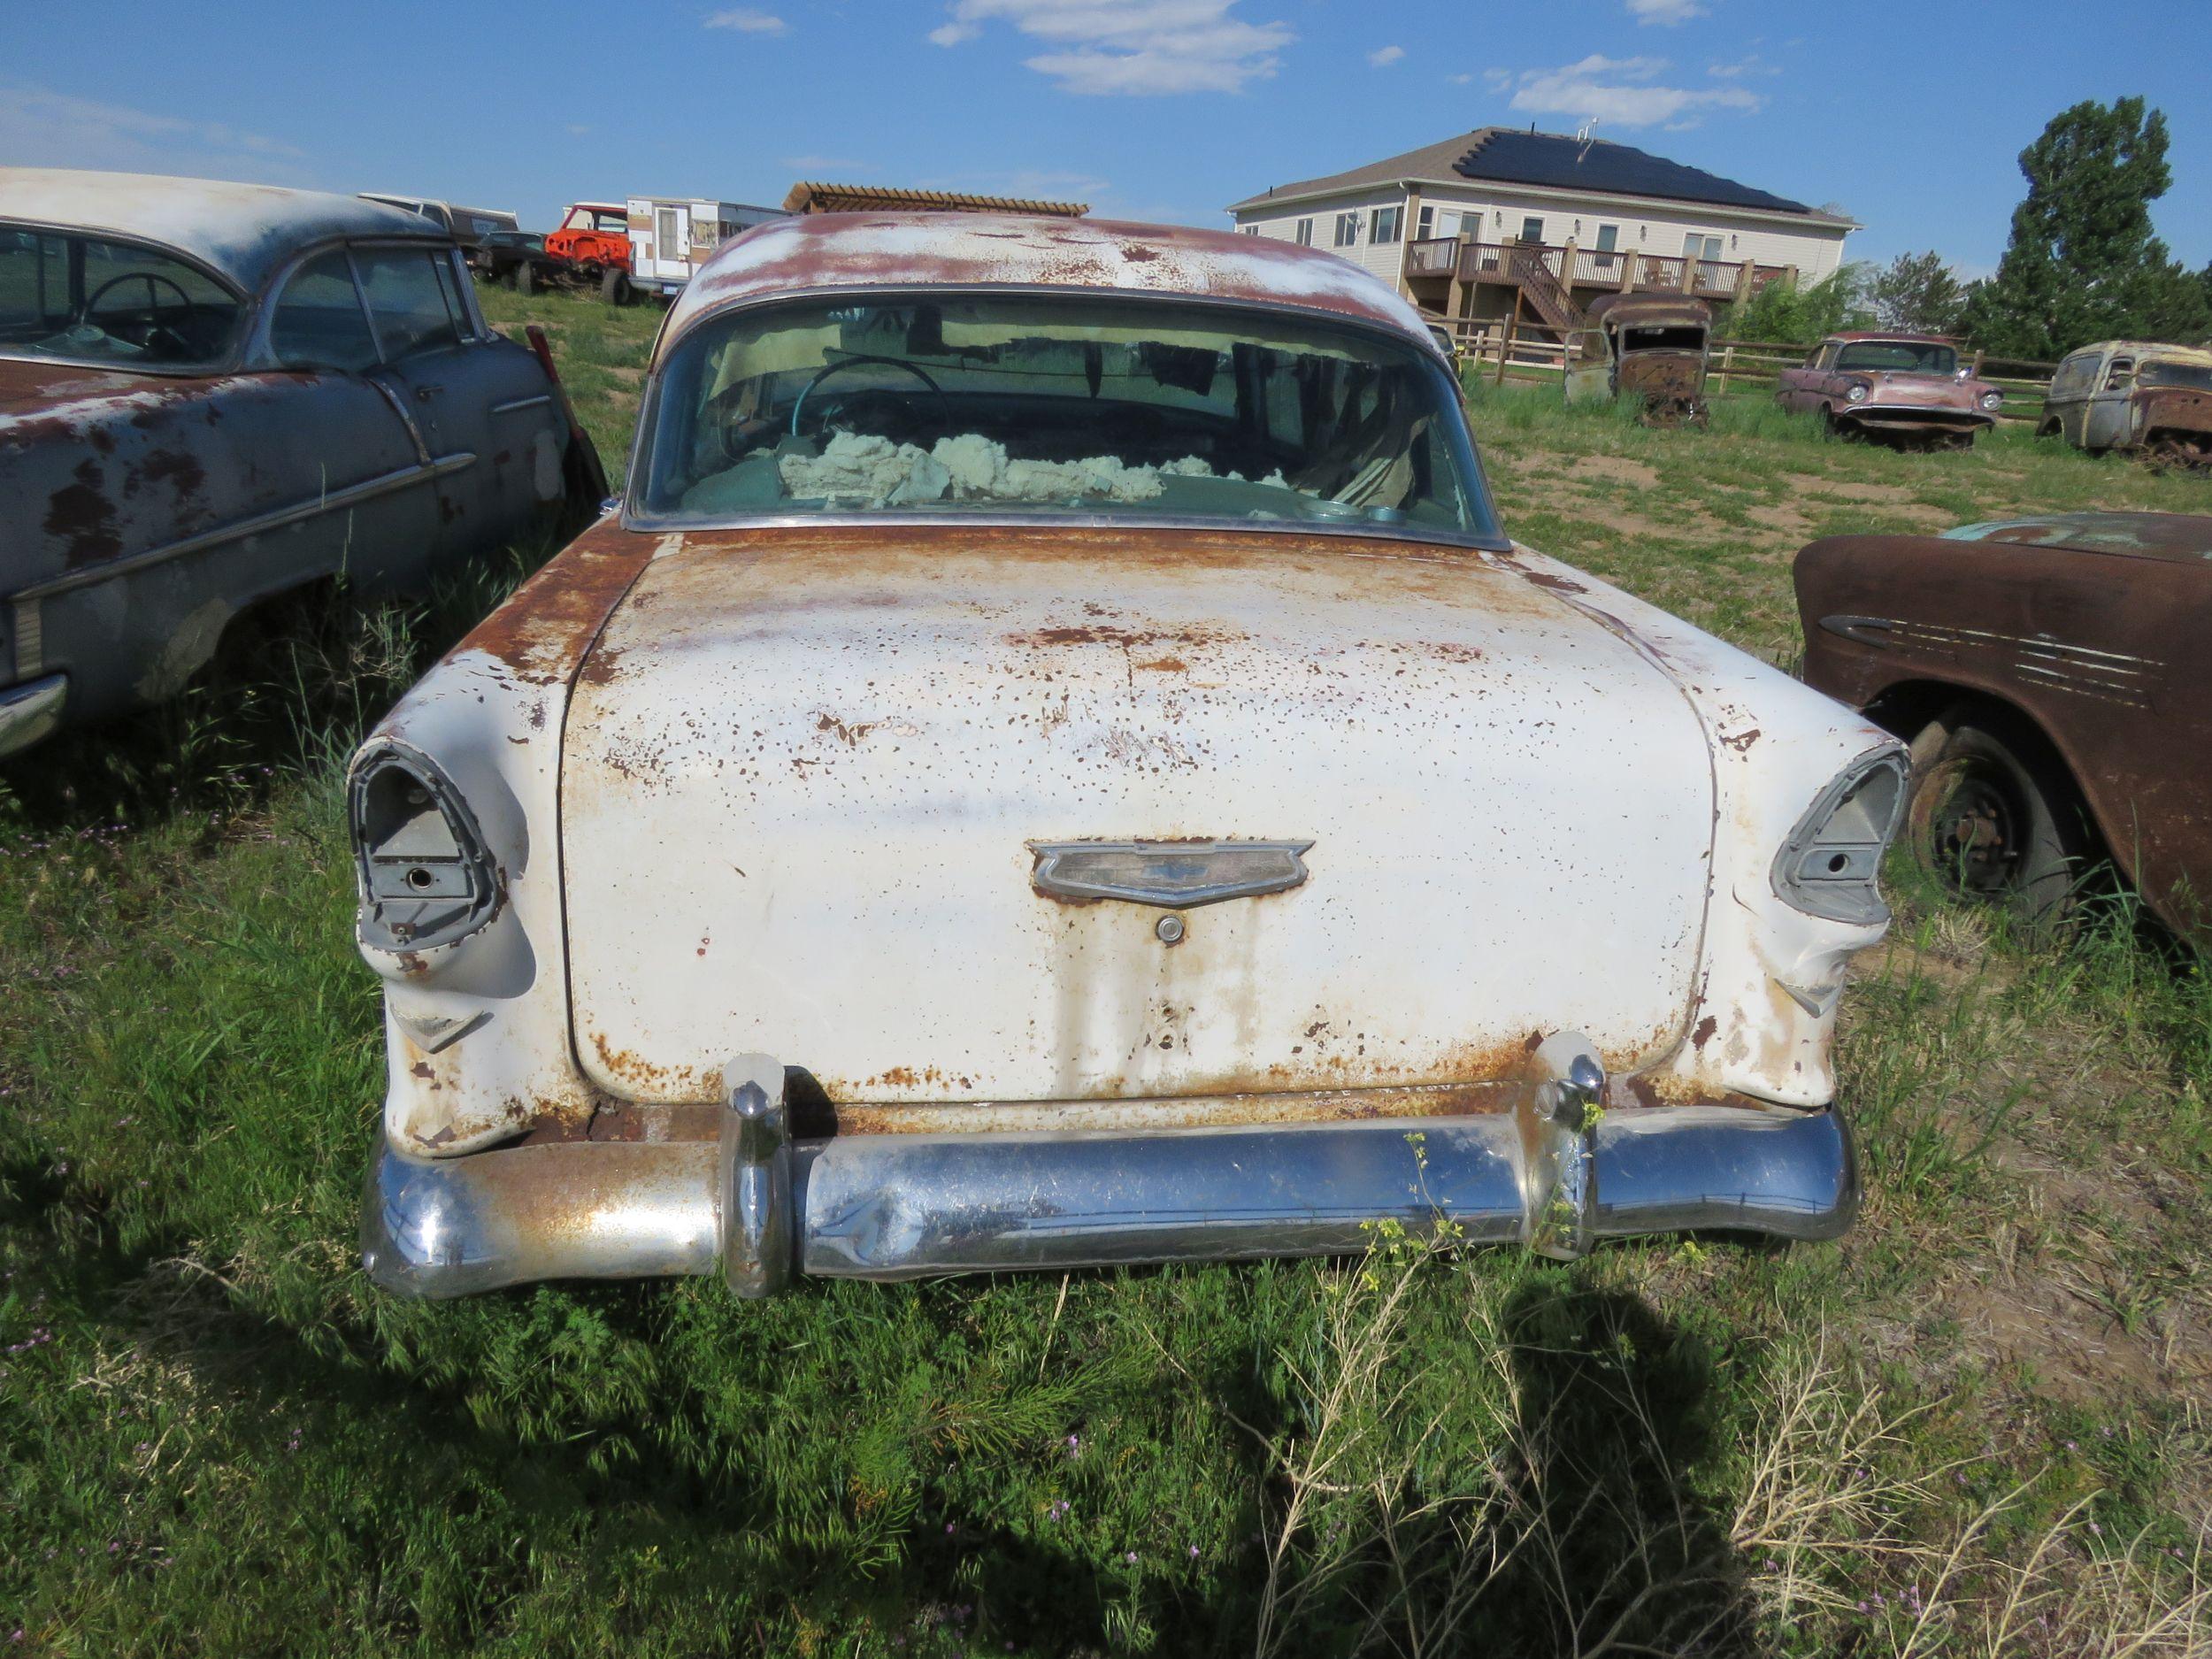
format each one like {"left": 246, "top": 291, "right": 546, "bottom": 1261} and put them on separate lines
{"left": 269, "top": 250, "right": 378, "bottom": 373}
{"left": 356, "top": 247, "right": 466, "bottom": 361}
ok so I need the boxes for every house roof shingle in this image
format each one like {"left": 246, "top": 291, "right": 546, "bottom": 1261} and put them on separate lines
{"left": 1225, "top": 127, "right": 1853, "bottom": 227}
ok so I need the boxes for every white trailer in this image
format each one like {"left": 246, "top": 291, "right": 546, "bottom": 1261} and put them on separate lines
{"left": 626, "top": 197, "right": 783, "bottom": 298}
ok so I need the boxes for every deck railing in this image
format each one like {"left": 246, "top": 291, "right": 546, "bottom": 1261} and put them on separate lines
{"left": 1407, "top": 240, "right": 1792, "bottom": 303}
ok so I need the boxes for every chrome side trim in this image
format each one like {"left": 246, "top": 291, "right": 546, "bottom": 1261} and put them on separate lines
{"left": 360, "top": 1093, "right": 1860, "bottom": 1297}
{"left": 15, "top": 454, "right": 477, "bottom": 603}
{"left": 490, "top": 392, "right": 554, "bottom": 416}
{"left": 0, "top": 675, "right": 67, "bottom": 758}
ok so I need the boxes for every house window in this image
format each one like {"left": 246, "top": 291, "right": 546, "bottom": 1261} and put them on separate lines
{"left": 1294, "top": 218, "right": 1313, "bottom": 246}
{"left": 1594, "top": 225, "right": 1618, "bottom": 253}
{"left": 1241, "top": 224, "right": 1259, "bottom": 234}
{"left": 1416, "top": 205, "right": 1432, "bottom": 239}
{"left": 1333, "top": 212, "right": 1358, "bottom": 248}
{"left": 1369, "top": 205, "right": 1402, "bottom": 244}
{"left": 1682, "top": 233, "right": 1722, "bottom": 262}
{"left": 1519, "top": 215, "right": 1544, "bottom": 243}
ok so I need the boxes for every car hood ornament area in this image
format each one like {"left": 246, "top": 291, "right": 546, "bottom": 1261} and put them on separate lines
{"left": 1026, "top": 840, "right": 1314, "bottom": 909}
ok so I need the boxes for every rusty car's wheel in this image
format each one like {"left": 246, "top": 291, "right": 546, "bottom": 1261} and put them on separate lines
{"left": 2144, "top": 435, "right": 2210, "bottom": 475}
{"left": 1906, "top": 711, "right": 2087, "bottom": 925}
{"left": 601, "top": 267, "right": 632, "bottom": 307}
{"left": 514, "top": 259, "right": 535, "bottom": 296}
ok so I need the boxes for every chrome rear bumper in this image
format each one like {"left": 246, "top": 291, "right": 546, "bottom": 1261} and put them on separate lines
{"left": 362, "top": 1041, "right": 1858, "bottom": 1299}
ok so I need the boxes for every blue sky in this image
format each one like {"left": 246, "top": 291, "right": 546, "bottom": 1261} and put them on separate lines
{"left": 5, "top": 1, "right": 2208, "bottom": 278}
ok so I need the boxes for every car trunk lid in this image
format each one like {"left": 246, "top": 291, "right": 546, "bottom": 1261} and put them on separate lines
{"left": 558, "top": 525, "right": 1717, "bottom": 1107}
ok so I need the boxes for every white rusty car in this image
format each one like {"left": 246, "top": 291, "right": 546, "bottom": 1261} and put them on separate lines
{"left": 354, "top": 213, "right": 1905, "bottom": 1297}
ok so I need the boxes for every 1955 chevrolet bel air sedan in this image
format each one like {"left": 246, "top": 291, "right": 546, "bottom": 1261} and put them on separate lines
{"left": 353, "top": 212, "right": 1907, "bottom": 1298}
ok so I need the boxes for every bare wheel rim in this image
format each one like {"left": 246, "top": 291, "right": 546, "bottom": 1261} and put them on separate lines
{"left": 1909, "top": 758, "right": 2028, "bottom": 898}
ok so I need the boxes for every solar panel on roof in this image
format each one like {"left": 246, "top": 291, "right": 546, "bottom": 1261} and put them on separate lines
{"left": 1454, "top": 131, "right": 1814, "bottom": 216}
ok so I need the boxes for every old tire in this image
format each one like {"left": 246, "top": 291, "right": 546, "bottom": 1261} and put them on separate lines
{"left": 601, "top": 268, "right": 631, "bottom": 307}
{"left": 1905, "top": 710, "right": 2087, "bottom": 926}
{"left": 515, "top": 260, "right": 535, "bottom": 296}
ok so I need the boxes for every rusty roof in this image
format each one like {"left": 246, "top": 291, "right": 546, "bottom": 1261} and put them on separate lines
{"left": 1941, "top": 512, "right": 2212, "bottom": 563}
{"left": 1823, "top": 330, "right": 1960, "bottom": 345}
{"left": 783, "top": 181, "right": 1088, "bottom": 218}
{"left": 662, "top": 211, "right": 1440, "bottom": 358}
{"left": 1226, "top": 126, "right": 1855, "bottom": 227}
{"left": 1586, "top": 292, "right": 1710, "bottom": 326}
{"left": 2070, "top": 340, "right": 2212, "bottom": 365}
{"left": 0, "top": 167, "right": 444, "bottom": 296}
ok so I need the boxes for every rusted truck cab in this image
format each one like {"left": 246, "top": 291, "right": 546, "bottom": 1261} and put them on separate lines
{"left": 1564, "top": 293, "right": 1712, "bottom": 426}
{"left": 1777, "top": 332, "right": 2003, "bottom": 449}
{"left": 2040, "top": 342, "right": 2212, "bottom": 472}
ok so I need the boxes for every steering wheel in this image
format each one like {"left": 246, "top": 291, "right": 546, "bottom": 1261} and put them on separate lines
{"left": 84, "top": 272, "right": 195, "bottom": 350}
{"left": 790, "top": 355, "right": 949, "bottom": 440}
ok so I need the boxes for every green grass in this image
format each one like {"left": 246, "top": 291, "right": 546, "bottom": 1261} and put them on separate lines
{"left": 4, "top": 292, "right": 2211, "bottom": 1655}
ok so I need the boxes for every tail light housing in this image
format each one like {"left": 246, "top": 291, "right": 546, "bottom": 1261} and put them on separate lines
{"left": 349, "top": 743, "right": 501, "bottom": 951}
{"left": 1771, "top": 749, "right": 1908, "bottom": 926}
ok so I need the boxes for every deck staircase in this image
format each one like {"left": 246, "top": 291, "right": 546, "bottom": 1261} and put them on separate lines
{"left": 1504, "top": 246, "right": 1586, "bottom": 335}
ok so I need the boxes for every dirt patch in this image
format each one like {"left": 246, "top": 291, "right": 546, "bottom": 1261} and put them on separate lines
{"left": 1782, "top": 473, "right": 1922, "bottom": 505}
{"left": 1565, "top": 454, "right": 1661, "bottom": 489}
{"left": 1747, "top": 503, "right": 1814, "bottom": 541}
{"left": 1935, "top": 1253, "right": 2206, "bottom": 1412}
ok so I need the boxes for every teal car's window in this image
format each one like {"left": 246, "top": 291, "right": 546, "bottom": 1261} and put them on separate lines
{"left": 0, "top": 227, "right": 242, "bottom": 368}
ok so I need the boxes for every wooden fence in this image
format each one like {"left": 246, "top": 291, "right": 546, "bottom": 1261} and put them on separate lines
{"left": 1429, "top": 313, "right": 2060, "bottom": 421}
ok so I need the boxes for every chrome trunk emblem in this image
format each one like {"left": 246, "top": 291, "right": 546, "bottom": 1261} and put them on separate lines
{"left": 1027, "top": 840, "right": 1314, "bottom": 909}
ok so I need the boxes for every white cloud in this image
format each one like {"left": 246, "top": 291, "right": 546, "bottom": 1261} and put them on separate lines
{"left": 1368, "top": 44, "right": 1404, "bottom": 67}
{"left": 0, "top": 83, "right": 308, "bottom": 180}
{"left": 926, "top": 0, "right": 1294, "bottom": 96}
{"left": 1627, "top": 0, "right": 1706, "bottom": 23}
{"left": 1505, "top": 54, "right": 1760, "bottom": 128}
{"left": 1706, "top": 53, "right": 1778, "bottom": 78}
{"left": 916, "top": 166, "right": 1115, "bottom": 203}
{"left": 704, "top": 8, "right": 787, "bottom": 33}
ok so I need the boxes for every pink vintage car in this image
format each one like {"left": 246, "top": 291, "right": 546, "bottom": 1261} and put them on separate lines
{"left": 1777, "top": 332, "right": 2004, "bottom": 450}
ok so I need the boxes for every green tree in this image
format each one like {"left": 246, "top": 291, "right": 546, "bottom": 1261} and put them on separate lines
{"left": 1723, "top": 265, "right": 1869, "bottom": 343}
{"left": 1867, "top": 251, "right": 1967, "bottom": 335}
{"left": 1963, "top": 96, "right": 2212, "bottom": 359}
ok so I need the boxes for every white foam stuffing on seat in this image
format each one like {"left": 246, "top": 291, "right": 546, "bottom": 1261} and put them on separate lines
{"left": 778, "top": 432, "right": 1286, "bottom": 508}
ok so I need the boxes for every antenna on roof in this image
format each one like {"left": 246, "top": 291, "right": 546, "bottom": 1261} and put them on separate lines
{"left": 1575, "top": 119, "right": 1599, "bottom": 159}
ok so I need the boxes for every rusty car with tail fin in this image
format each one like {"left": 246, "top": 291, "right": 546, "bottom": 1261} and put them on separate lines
{"left": 350, "top": 210, "right": 1905, "bottom": 1298}
{"left": 1797, "top": 511, "right": 2212, "bottom": 941}
{"left": 1777, "top": 331, "right": 2003, "bottom": 449}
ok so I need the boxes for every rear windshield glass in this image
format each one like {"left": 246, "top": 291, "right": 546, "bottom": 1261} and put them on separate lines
{"left": 2140, "top": 361, "right": 2212, "bottom": 393}
{"left": 1834, "top": 340, "right": 1957, "bottom": 375}
{"left": 637, "top": 293, "right": 1498, "bottom": 540}
{"left": 0, "top": 227, "right": 242, "bottom": 369}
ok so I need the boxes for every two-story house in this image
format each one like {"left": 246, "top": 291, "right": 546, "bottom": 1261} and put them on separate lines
{"left": 1227, "top": 126, "right": 1855, "bottom": 344}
